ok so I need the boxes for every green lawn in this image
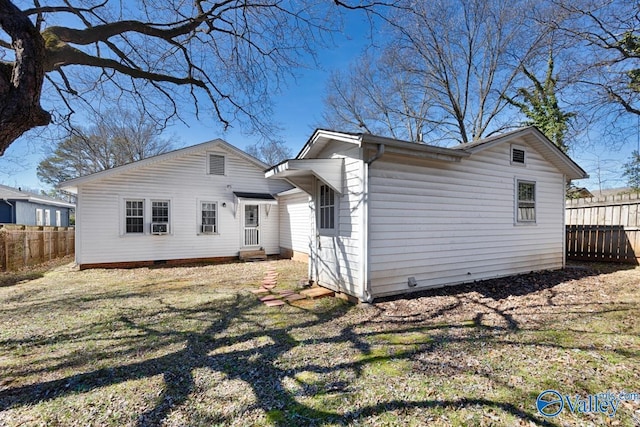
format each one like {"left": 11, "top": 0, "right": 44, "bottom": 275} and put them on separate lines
{"left": 0, "top": 258, "right": 639, "bottom": 426}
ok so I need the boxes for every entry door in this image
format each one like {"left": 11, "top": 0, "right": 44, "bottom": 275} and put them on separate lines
{"left": 243, "top": 204, "right": 260, "bottom": 246}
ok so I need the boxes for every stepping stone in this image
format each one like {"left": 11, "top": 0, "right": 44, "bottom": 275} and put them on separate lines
{"left": 263, "top": 274, "right": 278, "bottom": 280}
{"left": 284, "top": 293, "right": 305, "bottom": 302}
{"left": 277, "top": 290, "right": 295, "bottom": 296}
{"left": 260, "top": 294, "right": 281, "bottom": 302}
{"left": 251, "top": 288, "right": 270, "bottom": 294}
{"left": 300, "top": 287, "right": 335, "bottom": 299}
{"left": 262, "top": 283, "right": 276, "bottom": 289}
{"left": 264, "top": 299, "right": 285, "bottom": 307}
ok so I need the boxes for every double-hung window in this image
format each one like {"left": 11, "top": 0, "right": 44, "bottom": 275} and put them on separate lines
{"left": 201, "top": 202, "right": 217, "bottom": 233}
{"left": 125, "top": 200, "right": 145, "bottom": 233}
{"left": 319, "top": 184, "right": 335, "bottom": 231}
{"left": 152, "top": 201, "right": 169, "bottom": 223}
{"left": 516, "top": 181, "right": 536, "bottom": 223}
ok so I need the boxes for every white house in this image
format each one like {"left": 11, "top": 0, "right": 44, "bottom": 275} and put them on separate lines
{"left": 60, "top": 139, "right": 295, "bottom": 269}
{"left": 266, "top": 127, "right": 587, "bottom": 301}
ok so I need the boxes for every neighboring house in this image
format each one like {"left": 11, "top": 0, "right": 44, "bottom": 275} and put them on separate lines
{"left": 266, "top": 126, "right": 587, "bottom": 301}
{"left": 60, "top": 139, "right": 294, "bottom": 269}
{"left": 0, "top": 184, "right": 74, "bottom": 227}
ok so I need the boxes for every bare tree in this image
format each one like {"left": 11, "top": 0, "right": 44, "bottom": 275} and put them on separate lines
{"left": 322, "top": 0, "right": 551, "bottom": 144}
{"left": 245, "top": 139, "right": 292, "bottom": 166}
{"left": 37, "top": 109, "right": 172, "bottom": 187}
{"left": 546, "top": 0, "right": 640, "bottom": 117}
{"left": 322, "top": 50, "right": 435, "bottom": 141}
{"left": 0, "top": 0, "right": 393, "bottom": 155}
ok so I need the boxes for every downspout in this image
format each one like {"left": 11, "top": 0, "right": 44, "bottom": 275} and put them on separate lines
{"left": 2, "top": 199, "right": 14, "bottom": 223}
{"left": 361, "top": 144, "right": 385, "bottom": 303}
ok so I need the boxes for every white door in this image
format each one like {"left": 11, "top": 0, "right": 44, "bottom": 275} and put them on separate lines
{"left": 315, "top": 183, "right": 339, "bottom": 288}
{"left": 243, "top": 204, "right": 260, "bottom": 246}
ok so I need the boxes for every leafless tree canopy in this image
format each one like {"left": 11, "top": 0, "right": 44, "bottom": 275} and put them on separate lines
{"left": 545, "top": 0, "right": 640, "bottom": 117}
{"left": 0, "top": 0, "right": 394, "bottom": 155}
{"left": 323, "top": 0, "right": 551, "bottom": 144}
{"left": 36, "top": 109, "right": 173, "bottom": 186}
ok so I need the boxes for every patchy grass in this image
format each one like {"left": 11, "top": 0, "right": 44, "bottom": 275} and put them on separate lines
{"left": 0, "top": 260, "right": 639, "bottom": 426}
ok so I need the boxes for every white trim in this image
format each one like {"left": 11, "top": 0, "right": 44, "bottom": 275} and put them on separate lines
{"left": 35, "top": 208, "right": 43, "bottom": 226}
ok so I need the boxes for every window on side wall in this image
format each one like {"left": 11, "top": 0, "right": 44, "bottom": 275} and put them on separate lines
{"left": 200, "top": 202, "right": 217, "bottom": 233}
{"left": 36, "top": 209, "right": 43, "bottom": 226}
{"left": 55, "top": 210, "right": 61, "bottom": 227}
{"left": 125, "top": 200, "right": 145, "bottom": 234}
{"left": 516, "top": 180, "right": 536, "bottom": 223}
{"left": 318, "top": 184, "right": 335, "bottom": 231}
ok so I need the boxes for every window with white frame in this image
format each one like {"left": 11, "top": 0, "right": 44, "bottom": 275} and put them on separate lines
{"left": 207, "top": 154, "right": 225, "bottom": 175}
{"left": 201, "top": 202, "right": 217, "bottom": 233}
{"left": 125, "top": 200, "right": 145, "bottom": 233}
{"left": 55, "top": 210, "right": 61, "bottom": 227}
{"left": 152, "top": 201, "right": 169, "bottom": 223}
{"left": 44, "top": 210, "right": 51, "bottom": 226}
{"left": 319, "top": 184, "right": 335, "bottom": 230}
{"left": 517, "top": 180, "right": 536, "bottom": 223}
{"left": 35, "top": 209, "right": 43, "bottom": 226}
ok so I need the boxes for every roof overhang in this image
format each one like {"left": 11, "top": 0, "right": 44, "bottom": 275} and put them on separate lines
{"left": 233, "top": 192, "right": 278, "bottom": 205}
{"left": 265, "top": 158, "right": 344, "bottom": 195}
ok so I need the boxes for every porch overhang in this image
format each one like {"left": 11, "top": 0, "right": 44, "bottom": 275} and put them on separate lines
{"left": 265, "top": 158, "right": 344, "bottom": 195}
{"left": 233, "top": 192, "right": 278, "bottom": 205}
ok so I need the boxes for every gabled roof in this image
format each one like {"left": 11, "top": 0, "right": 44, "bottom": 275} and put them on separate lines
{"left": 292, "top": 127, "right": 587, "bottom": 180}
{"left": 0, "top": 184, "right": 75, "bottom": 208}
{"left": 60, "top": 139, "right": 267, "bottom": 193}
{"left": 451, "top": 126, "right": 588, "bottom": 180}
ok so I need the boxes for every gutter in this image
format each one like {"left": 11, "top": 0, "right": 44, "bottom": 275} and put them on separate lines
{"left": 362, "top": 143, "right": 386, "bottom": 303}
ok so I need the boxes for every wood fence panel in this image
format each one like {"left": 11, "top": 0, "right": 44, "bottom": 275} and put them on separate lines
{"left": 0, "top": 225, "right": 75, "bottom": 271}
{"left": 566, "top": 193, "right": 640, "bottom": 264}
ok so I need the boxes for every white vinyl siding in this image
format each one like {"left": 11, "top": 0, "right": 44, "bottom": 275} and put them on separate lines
{"left": 367, "top": 142, "right": 565, "bottom": 298}
{"left": 278, "top": 191, "right": 311, "bottom": 255}
{"left": 74, "top": 145, "right": 290, "bottom": 265}
{"left": 310, "top": 142, "right": 363, "bottom": 298}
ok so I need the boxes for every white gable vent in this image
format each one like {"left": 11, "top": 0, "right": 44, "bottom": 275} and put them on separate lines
{"left": 208, "top": 154, "right": 225, "bottom": 175}
{"left": 512, "top": 148, "right": 525, "bottom": 164}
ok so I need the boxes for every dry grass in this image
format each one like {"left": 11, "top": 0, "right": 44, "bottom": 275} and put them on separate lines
{"left": 0, "top": 259, "right": 639, "bottom": 426}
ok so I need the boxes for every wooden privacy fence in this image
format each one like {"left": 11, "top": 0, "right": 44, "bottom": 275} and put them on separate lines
{"left": 0, "top": 225, "right": 75, "bottom": 271}
{"left": 566, "top": 193, "right": 640, "bottom": 264}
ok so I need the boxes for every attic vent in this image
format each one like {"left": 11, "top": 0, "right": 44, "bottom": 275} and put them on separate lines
{"left": 208, "top": 154, "right": 225, "bottom": 175}
{"left": 512, "top": 148, "right": 525, "bottom": 164}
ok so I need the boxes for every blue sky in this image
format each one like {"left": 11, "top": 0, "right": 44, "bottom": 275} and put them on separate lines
{"left": 0, "top": 9, "right": 632, "bottom": 193}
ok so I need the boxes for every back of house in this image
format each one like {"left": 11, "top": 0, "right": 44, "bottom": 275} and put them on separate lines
{"left": 267, "top": 127, "right": 587, "bottom": 301}
{"left": 61, "top": 139, "right": 293, "bottom": 268}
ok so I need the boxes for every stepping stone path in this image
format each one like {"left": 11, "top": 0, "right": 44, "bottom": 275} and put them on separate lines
{"left": 253, "top": 267, "right": 330, "bottom": 307}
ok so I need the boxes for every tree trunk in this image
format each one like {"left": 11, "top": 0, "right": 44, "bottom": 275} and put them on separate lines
{"left": 0, "top": 0, "right": 51, "bottom": 155}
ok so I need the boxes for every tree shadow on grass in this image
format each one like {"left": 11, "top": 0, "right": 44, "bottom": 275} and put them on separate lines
{"left": 0, "top": 291, "right": 570, "bottom": 427}
{"left": 3, "top": 263, "right": 638, "bottom": 426}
